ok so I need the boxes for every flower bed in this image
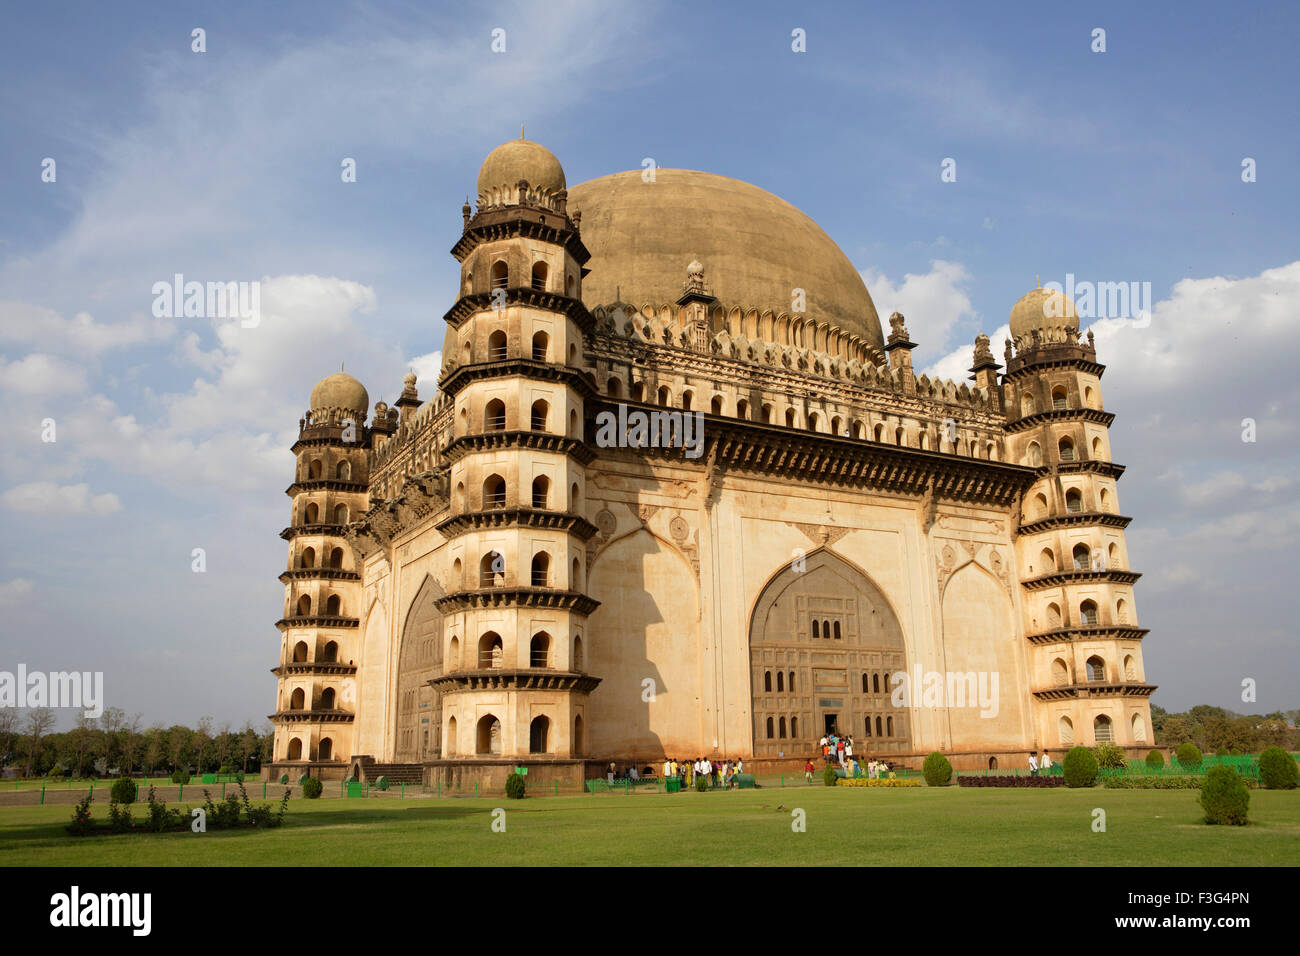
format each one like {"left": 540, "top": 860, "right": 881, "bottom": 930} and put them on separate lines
{"left": 835, "top": 777, "right": 924, "bottom": 788}
{"left": 957, "top": 774, "right": 1066, "bottom": 788}
{"left": 1102, "top": 775, "right": 1258, "bottom": 790}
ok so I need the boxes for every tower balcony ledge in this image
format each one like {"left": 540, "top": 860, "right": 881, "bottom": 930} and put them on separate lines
{"left": 1021, "top": 568, "right": 1141, "bottom": 591}
{"left": 275, "top": 615, "right": 360, "bottom": 631}
{"left": 1031, "top": 681, "right": 1157, "bottom": 701}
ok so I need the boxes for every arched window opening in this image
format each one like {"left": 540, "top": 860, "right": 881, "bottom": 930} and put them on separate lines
{"left": 1085, "top": 655, "right": 1106, "bottom": 681}
{"left": 325, "top": 594, "right": 341, "bottom": 616}
{"left": 321, "top": 640, "right": 337, "bottom": 663}
{"left": 304, "top": 502, "right": 319, "bottom": 524}
{"left": 607, "top": 377, "right": 623, "bottom": 398}
{"left": 531, "top": 475, "right": 550, "bottom": 509}
{"left": 875, "top": 716, "right": 883, "bottom": 737}
{"left": 488, "top": 329, "right": 507, "bottom": 361}
{"left": 478, "top": 632, "right": 504, "bottom": 670}
{"left": 300, "top": 547, "right": 316, "bottom": 569}
{"left": 1058, "top": 715, "right": 1075, "bottom": 745}
{"left": 571, "top": 557, "right": 581, "bottom": 590}
{"left": 1093, "top": 714, "right": 1114, "bottom": 743}
{"left": 1116, "top": 597, "right": 1129, "bottom": 623}
{"left": 737, "top": 399, "right": 749, "bottom": 419}
{"left": 864, "top": 717, "right": 872, "bottom": 737}
{"left": 887, "top": 716, "right": 893, "bottom": 736}
{"left": 766, "top": 717, "right": 774, "bottom": 739}
{"left": 532, "top": 331, "right": 549, "bottom": 361}
{"left": 531, "top": 552, "right": 551, "bottom": 587}
{"left": 476, "top": 714, "right": 502, "bottom": 754}
{"left": 1046, "top": 602, "right": 1063, "bottom": 628}
{"left": 1051, "top": 658, "right": 1069, "bottom": 685}
{"left": 1100, "top": 488, "right": 1112, "bottom": 512}
{"left": 448, "top": 636, "right": 461, "bottom": 669}
{"left": 570, "top": 482, "right": 581, "bottom": 512}
{"left": 762, "top": 404, "right": 774, "bottom": 423}
{"left": 335, "top": 461, "right": 350, "bottom": 480}
{"left": 785, "top": 408, "right": 797, "bottom": 428}
{"left": 531, "top": 399, "right": 549, "bottom": 431}
{"left": 292, "top": 641, "right": 308, "bottom": 663}
{"left": 529, "top": 716, "right": 550, "bottom": 753}
{"left": 573, "top": 636, "right": 584, "bottom": 671}
{"left": 631, "top": 382, "right": 645, "bottom": 402}
{"left": 530, "top": 632, "right": 551, "bottom": 668}
{"left": 1131, "top": 713, "right": 1147, "bottom": 742}
{"left": 333, "top": 503, "right": 348, "bottom": 524}
{"left": 320, "top": 687, "right": 336, "bottom": 710}
{"left": 791, "top": 716, "right": 798, "bottom": 737}
{"left": 658, "top": 386, "right": 671, "bottom": 406}
{"left": 1073, "top": 544, "right": 1091, "bottom": 570}
{"left": 1058, "top": 437, "right": 1075, "bottom": 462}
{"left": 308, "top": 459, "right": 323, "bottom": 480}
{"left": 573, "top": 714, "right": 584, "bottom": 756}
{"left": 873, "top": 673, "right": 880, "bottom": 694}
{"left": 483, "top": 474, "right": 506, "bottom": 509}
{"left": 329, "top": 547, "right": 344, "bottom": 569}
{"left": 1124, "top": 654, "right": 1136, "bottom": 681}
{"left": 290, "top": 688, "right": 305, "bottom": 710}
{"left": 833, "top": 621, "right": 842, "bottom": 640}
{"left": 861, "top": 673, "right": 868, "bottom": 693}
{"left": 1021, "top": 394, "right": 1035, "bottom": 417}
{"left": 682, "top": 390, "right": 694, "bottom": 411}
{"left": 480, "top": 551, "right": 505, "bottom": 588}
{"left": 1027, "top": 442, "right": 1043, "bottom": 467}
{"left": 1080, "top": 600, "right": 1100, "bottom": 626}
{"left": 287, "top": 738, "right": 303, "bottom": 760}
{"left": 776, "top": 672, "right": 784, "bottom": 692}
{"left": 873, "top": 423, "right": 885, "bottom": 442}
{"left": 1092, "top": 437, "right": 1103, "bottom": 459}
{"left": 445, "top": 716, "right": 457, "bottom": 756}
{"left": 531, "top": 261, "right": 548, "bottom": 291}
{"left": 812, "top": 620, "right": 820, "bottom": 639}
{"left": 788, "top": 671, "right": 795, "bottom": 692}
{"left": 711, "top": 395, "right": 724, "bottom": 415}
{"left": 895, "top": 426, "right": 906, "bottom": 446}
{"left": 490, "top": 260, "right": 508, "bottom": 291}
{"left": 319, "top": 737, "right": 332, "bottom": 760}
{"left": 1066, "top": 489, "right": 1083, "bottom": 513}
{"left": 764, "top": 671, "right": 772, "bottom": 692}
{"left": 1052, "top": 386, "right": 1068, "bottom": 409}
{"left": 485, "top": 398, "right": 506, "bottom": 431}
{"left": 296, "top": 595, "right": 312, "bottom": 617}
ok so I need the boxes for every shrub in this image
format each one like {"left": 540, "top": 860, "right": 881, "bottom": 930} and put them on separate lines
{"left": 1093, "top": 743, "right": 1126, "bottom": 769}
{"left": 301, "top": 777, "right": 323, "bottom": 799}
{"left": 836, "top": 777, "right": 924, "bottom": 788}
{"left": 108, "top": 802, "right": 133, "bottom": 833}
{"left": 144, "top": 786, "right": 185, "bottom": 832}
{"left": 67, "top": 795, "right": 94, "bottom": 836}
{"left": 218, "top": 764, "right": 232, "bottom": 775}
{"left": 1258, "top": 746, "right": 1299, "bottom": 790}
{"left": 1145, "top": 749, "right": 1165, "bottom": 769}
{"left": 922, "top": 752, "right": 952, "bottom": 787}
{"left": 203, "top": 789, "right": 242, "bottom": 828}
{"left": 505, "top": 773, "right": 526, "bottom": 799}
{"left": 299, "top": 773, "right": 311, "bottom": 786}
{"left": 1062, "top": 746, "right": 1098, "bottom": 788}
{"left": 170, "top": 768, "right": 191, "bottom": 785}
{"left": 1200, "top": 766, "right": 1249, "bottom": 825}
{"left": 376, "top": 775, "right": 390, "bottom": 792}
{"left": 1103, "top": 775, "right": 1208, "bottom": 789}
{"left": 110, "top": 777, "right": 138, "bottom": 805}
{"left": 1175, "top": 742, "right": 1203, "bottom": 769}
{"left": 694, "top": 775, "right": 709, "bottom": 792}
{"left": 279, "top": 773, "right": 289, "bottom": 785}
{"left": 823, "top": 765, "right": 839, "bottom": 787}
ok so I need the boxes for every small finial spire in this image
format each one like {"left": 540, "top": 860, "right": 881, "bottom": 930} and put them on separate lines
{"left": 340, "top": 361, "right": 344, "bottom": 372}
{"left": 1035, "top": 274, "right": 1040, "bottom": 288}
{"left": 520, "top": 123, "right": 525, "bottom": 140}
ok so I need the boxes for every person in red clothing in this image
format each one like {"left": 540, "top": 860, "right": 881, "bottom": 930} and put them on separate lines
{"left": 804, "top": 759, "right": 815, "bottom": 783}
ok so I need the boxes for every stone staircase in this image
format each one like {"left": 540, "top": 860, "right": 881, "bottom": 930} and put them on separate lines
{"left": 350, "top": 755, "right": 424, "bottom": 785}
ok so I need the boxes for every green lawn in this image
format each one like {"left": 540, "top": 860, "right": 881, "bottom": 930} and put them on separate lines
{"left": 1, "top": 787, "right": 1296, "bottom": 866}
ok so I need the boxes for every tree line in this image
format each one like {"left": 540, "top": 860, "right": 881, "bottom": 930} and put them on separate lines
{"left": 0, "top": 708, "right": 274, "bottom": 779}
{"left": 1152, "top": 704, "right": 1296, "bottom": 754}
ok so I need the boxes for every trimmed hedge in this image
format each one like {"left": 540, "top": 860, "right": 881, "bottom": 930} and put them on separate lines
{"left": 1200, "top": 766, "right": 1249, "bottom": 825}
{"left": 922, "top": 752, "right": 952, "bottom": 787}
{"left": 109, "top": 777, "right": 138, "bottom": 805}
{"left": 505, "top": 773, "right": 526, "bottom": 799}
{"left": 1258, "top": 746, "right": 1298, "bottom": 790}
{"left": 301, "top": 777, "right": 323, "bottom": 799}
{"left": 958, "top": 774, "right": 1065, "bottom": 788}
{"left": 1145, "top": 749, "right": 1165, "bottom": 769}
{"left": 1062, "top": 746, "right": 1098, "bottom": 788}
{"left": 170, "top": 768, "right": 191, "bottom": 785}
{"left": 1103, "top": 775, "right": 1210, "bottom": 789}
{"left": 1175, "top": 742, "right": 1203, "bottom": 769}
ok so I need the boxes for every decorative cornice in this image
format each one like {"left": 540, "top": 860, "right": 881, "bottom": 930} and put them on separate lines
{"left": 1020, "top": 568, "right": 1142, "bottom": 591}
{"left": 271, "top": 662, "right": 358, "bottom": 677}
{"left": 443, "top": 430, "right": 597, "bottom": 466}
{"left": 1031, "top": 681, "right": 1157, "bottom": 701}
{"left": 431, "top": 669, "right": 602, "bottom": 693}
{"left": 280, "top": 523, "right": 347, "bottom": 541}
{"left": 451, "top": 210, "right": 590, "bottom": 265}
{"left": 1017, "top": 511, "right": 1132, "bottom": 536}
{"left": 344, "top": 472, "right": 448, "bottom": 560}
{"left": 1025, "top": 624, "right": 1150, "bottom": 645}
{"left": 1053, "top": 460, "right": 1127, "bottom": 480}
{"left": 274, "top": 615, "right": 360, "bottom": 631}
{"left": 438, "top": 358, "right": 599, "bottom": 400}
{"left": 436, "top": 507, "right": 599, "bottom": 541}
{"left": 1004, "top": 407, "right": 1116, "bottom": 434}
{"left": 1005, "top": 345, "right": 1105, "bottom": 380}
{"left": 284, "top": 479, "right": 369, "bottom": 497}
{"left": 278, "top": 568, "right": 362, "bottom": 584}
{"left": 443, "top": 289, "right": 595, "bottom": 333}
{"left": 433, "top": 588, "right": 600, "bottom": 616}
{"left": 269, "top": 710, "right": 357, "bottom": 724}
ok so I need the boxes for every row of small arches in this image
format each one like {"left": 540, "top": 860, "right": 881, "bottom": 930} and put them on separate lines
{"left": 447, "top": 631, "right": 584, "bottom": 672}
{"left": 1028, "top": 487, "right": 1114, "bottom": 518}
{"left": 472, "top": 397, "right": 579, "bottom": 436}
{"left": 299, "top": 502, "right": 350, "bottom": 525}
{"left": 290, "top": 640, "right": 339, "bottom": 663}
{"left": 444, "top": 713, "right": 570, "bottom": 756}
{"left": 1059, "top": 713, "right": 1145, "bottom": 745}
{"left": 1051, "top": 654, "right": 1139, "bottom": 686}
{"left": 462, "top": 329, "right": 578, "bottom": 366}
{"left": 606, "top": 378, "right": 1001, "bottom": 457}
{"left": 1024, "top": 435, "right": 1106, "bottom": 467}
{"left": 1020, "top": 384, "right": 1099, "bottom": 417}
{"left": 285, "top": 686, "right": 337, "bottom": 711}
{"left": 453, "top": 550, "right": 583, "bottom": 591}
{"left": 456, "top": 475, "right": 582, "bottom": 513}
{"left": 295, "top": 547, "right": 346, "bottom": 570}
{"left": 1043, "top": 597, "right": 1130, "bottom": 629}
{"left": 473, "top": 259, "right": 576, "bottom": 297}
{"left": 303, "top": 459, "right": 352, "bottom": 481}
{"left": 1035, "top": 542, "right": 1122, "bottom": 574}
{"left": 284, "top": 738, "right": 332, "bottom": 761}
{"left": 293, "top": 594, "right": 346, "bottom": 617}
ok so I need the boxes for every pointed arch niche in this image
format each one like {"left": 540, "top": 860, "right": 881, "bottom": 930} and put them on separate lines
{"left": 748, "top": 549, "right": 911, "bottom": 757}
{"left": 395, "top": 575, "right": 446, "bottom": 763}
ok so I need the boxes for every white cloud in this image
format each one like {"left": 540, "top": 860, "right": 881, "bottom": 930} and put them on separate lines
{"left": 0, "top": 578, "right": 35, "bottom": 607}
{"left": 0, "top": 301, "right": 174, "bottom": 355}
{"left": 860, "top": 260, "right": 974, "bottom": 361}
{"left": 0, "top": 353, "right": 89, "bottom": 395}
{"left": 407, "top": 350, "right": 443, "bottom": 393}
{"left": 3, "top": 482, "right": 122, "bottom": 516}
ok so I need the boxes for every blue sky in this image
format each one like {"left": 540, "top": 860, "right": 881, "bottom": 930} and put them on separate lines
{"left": 1, "top": 0, "right": 1297, "bottom": 731}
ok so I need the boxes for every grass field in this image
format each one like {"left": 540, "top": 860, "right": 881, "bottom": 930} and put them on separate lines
{"left": 1, "top": 785, "right": 1297, "bottom": 866}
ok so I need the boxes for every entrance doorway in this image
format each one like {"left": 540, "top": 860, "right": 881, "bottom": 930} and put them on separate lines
{"left": 823, "top": 713, "right": 839, "bottom": 736}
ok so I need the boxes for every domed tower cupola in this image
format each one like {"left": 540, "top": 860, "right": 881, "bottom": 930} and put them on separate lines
{"left": 475, "top": 133, "right": 568, "bottom": 213}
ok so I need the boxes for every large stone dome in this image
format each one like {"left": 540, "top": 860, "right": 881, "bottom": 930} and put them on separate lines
{"left": 477, "top": 138, "right": 566, "bottom": 196}
{"left": 310, "top": 371, "right": 369, "bottom": 413}
{"left": 567, "top": 169, "right": 883, "bottom": 349}
{"left": 1010, "top": 286, "right": 1079, "bottom": 338}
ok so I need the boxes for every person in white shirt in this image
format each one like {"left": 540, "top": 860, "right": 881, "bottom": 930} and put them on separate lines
{"left": 1040, "top": 750, "right": 1052, "bottom": 772}
{"left": 1028, "top": 752, "right": 1039, "bottom": 775}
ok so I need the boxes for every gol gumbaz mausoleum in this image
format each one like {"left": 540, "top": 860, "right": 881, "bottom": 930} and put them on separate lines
{"left": 265, "top": 136, "right": 1155, "bottom": 788}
